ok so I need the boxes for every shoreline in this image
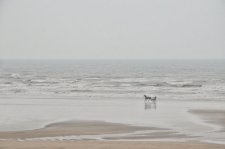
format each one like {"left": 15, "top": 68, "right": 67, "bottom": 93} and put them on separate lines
{"left": 0, "top": 109, "right": 225, "bottom": 148}
{"left": 0, "top": 120, "right": 157, "bottom": 139}
{"left": 189, "top": 109, "right": 225, "bottom": 132}
{"left": 0, "top": 120, "right": 182, "bottom": 140}
{"left": 1, "top": 140, "right": 225, "bottom": 149}
{"left": 0, "top": 107, "right": 225, "bottom": 141}
{"left": 1, "top": 99, "right": 225, "bottom": 148}
{"left": 0, "top": 107, "right": 225, "bottom": 142}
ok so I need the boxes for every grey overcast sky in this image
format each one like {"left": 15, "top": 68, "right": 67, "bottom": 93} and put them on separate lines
{"left": 0, "top": 0, "right": 225, "bottom": 59}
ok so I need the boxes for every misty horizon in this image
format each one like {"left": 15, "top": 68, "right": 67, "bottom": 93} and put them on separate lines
{"left": 0, "top": 0, "right": 225, "bottom": 59}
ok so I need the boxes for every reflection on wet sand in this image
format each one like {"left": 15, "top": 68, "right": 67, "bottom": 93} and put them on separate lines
{"left": 144, "top": 102, "right": 157, "bottom": 110}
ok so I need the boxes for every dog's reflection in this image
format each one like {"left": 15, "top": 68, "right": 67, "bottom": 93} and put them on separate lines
{"left": 144, "top": 102, "right": 157, "bottom": 110}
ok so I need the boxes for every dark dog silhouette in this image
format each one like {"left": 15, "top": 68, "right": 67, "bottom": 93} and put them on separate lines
{"left": 144, "top": 95, "right": 157, "bottom": 102}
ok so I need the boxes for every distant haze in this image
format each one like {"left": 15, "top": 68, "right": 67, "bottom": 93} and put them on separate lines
{"left": 0, "top": 0, "right": 225, "bottom": 59}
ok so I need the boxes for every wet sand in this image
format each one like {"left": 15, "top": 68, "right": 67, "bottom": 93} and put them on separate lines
{"left": 0, "top": 121, "right": 156, "bottom": 139}
{"left": 1, "top": 140, "right": 225, "bottom": 149}
{"left": 0, "top": 109, "right": 225, "bottom": 148}
{"left": 190, "top": 110, "right": 225, "bottom": 132}
{"left": 0, "top": 120, "right": 192, "bottom": 141}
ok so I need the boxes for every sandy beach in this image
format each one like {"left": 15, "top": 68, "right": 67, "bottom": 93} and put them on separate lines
{"left": 0, "top": 120, "right": 190, "bottom": 141}
{"left": 0, "top": 120, "right": 156, "bottom": 139}
{"left": 0, "top": 109, "right": 225, "bottom": 148}
{"left": 1, "top": 140, "right": 225, "bottom": 149}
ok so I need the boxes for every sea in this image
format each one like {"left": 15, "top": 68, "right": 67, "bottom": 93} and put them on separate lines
{"left": 0, "top": 59, "right": 225, "bottom": 100}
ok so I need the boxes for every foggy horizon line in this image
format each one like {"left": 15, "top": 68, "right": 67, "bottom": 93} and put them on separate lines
{"left": 1, "top": 58, "right": 225, "bottom": 61}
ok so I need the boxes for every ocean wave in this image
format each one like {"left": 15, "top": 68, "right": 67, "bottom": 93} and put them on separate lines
{"left": 3, "top": 82, "right": 12, "bottom": 84}
{"left": 10, "top": 73, "right": 21, "bottom": 79}
{"left": 70, "top": 89, "right": 93, "bottom": 93}
{"left": 100, "top": 80, "right": 203, "bottom": 88}
{"left": 139, "top": 82, "right": 202, "bottom": 88}
{"left": 82, "top": 81, "right": 203, "bottom": 88}
{"left": 28, "top": 79, "right": 59, "bottom": 84}
{"left": 10, "top": 89, "right": 26, "bottom": 93}
{"left": 180, "top": 84, "right": 202, "bottom": 87}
